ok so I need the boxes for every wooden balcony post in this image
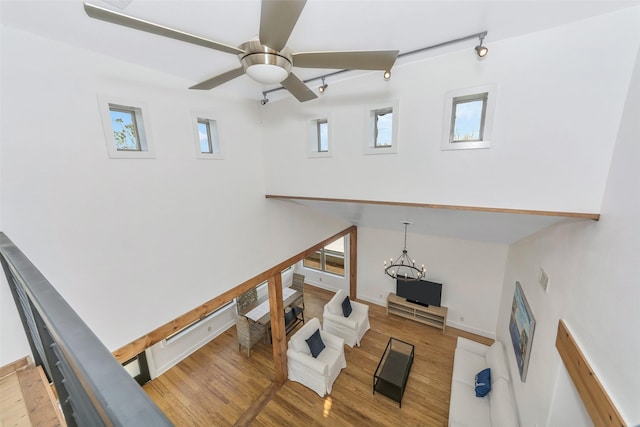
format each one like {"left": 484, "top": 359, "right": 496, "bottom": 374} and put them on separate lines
{"left": 267, "top": 274, "right": 287, "bottom": 384}
{"left": 350, "top": 226, "right": 357, "bottom": 299}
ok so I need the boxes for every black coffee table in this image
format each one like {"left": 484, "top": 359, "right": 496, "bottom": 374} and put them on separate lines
{"left": 373, "top": 337, "right": 414, "bottom": 407}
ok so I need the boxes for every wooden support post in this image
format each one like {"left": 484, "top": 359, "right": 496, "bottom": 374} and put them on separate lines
{"left": 349, "top": 227, "right": 357, "bottom": 300}
{"left": 268, "top": 274, "right": 287, "bottom": 384}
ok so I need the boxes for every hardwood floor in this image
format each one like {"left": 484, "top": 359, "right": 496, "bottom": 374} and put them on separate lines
{"left": 144, "top": 285, "right": 492, "bottom": 426}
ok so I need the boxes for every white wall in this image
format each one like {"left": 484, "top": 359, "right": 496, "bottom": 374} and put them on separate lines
{"left": 495, "top": 44, "right": 640, "bottom": 426}
{"left": 357, "top": 226, "right": 508, "bottom": 338}
{"left": 0, "top": 26, "right": 349, "bottom": 364}
{"left": 146, "top": 267, "right": 295, "bottom": 378}
{"left": 261, "top": 9, "right": 640, "bottom": 214}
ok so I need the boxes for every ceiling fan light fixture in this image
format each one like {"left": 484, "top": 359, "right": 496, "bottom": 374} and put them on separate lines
{"left": 241, "top": 52, "right": 292, "bottom": 85}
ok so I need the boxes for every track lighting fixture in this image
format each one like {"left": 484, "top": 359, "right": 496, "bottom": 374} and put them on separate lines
{"left": 260, "top": 92, "right": 270, "bottom": 105}
{"left": 260, "top": 31, "right": 488, "bottom": 99}
{"left": 475, "top": 33, "right": 488, "bottom": 58}
{"left": 318, "top": 77, "right": 328, "bottom": 94}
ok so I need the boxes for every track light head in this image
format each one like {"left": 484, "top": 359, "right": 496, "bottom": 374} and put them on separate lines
{"left": 383, "top": 70, "right": 391, "bottom": 80}
{"left": 260, "top": 93, "right": 270, "bottom": 105}
{"left": 475, "top": 33, "right": 488, "bottom": 58}
{"left": 318, "top": 77, "right": 328, "bottom": 94}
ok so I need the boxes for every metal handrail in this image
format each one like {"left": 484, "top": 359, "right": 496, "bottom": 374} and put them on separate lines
{"left": 0, "top": 232, "right": 172, "bottom": 427}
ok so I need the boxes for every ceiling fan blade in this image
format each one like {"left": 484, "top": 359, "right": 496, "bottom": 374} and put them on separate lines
{"left": 83, "top": 2, "right": 244, "bottom": 55}
{"left": 281, "top": 73, "right": 317, "bottom": 102}
{"left": 189, "top": 67, "right": 246, "bottom": 90}
{"left": 259, "top": 0, "right": 307, "bottom": 52}
{"left": 293, "top": 50, "right": 399, "bottom": 70}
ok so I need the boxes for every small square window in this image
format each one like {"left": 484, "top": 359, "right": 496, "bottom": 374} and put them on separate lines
{"left": 450, "top": 93, "right": 488, "bottom": 143}
{"left": 192, "top": 113, "right": 223, "bottom": 159}
{"left": 98, "top": 96, "right": 154, "bottom": 159}
{"left": 442, "top": 84, "right": 496, "bottom": 151}
{"left": 317, "top": 119, "right": 329, "bottom": 152}
{"left": 110, "top": 106, "right": 142, "bottom": 151}
{"left": 197, "top": 120, "right": 213, "bottom": 154}
{"left": 365, "top": 101, "right": 399, "bottom": 155}
{"left": 374, "top": 108, "right": 393, "bottom": 148}
{"left": 308, "top": 116, "right": 332, "bottom": 158}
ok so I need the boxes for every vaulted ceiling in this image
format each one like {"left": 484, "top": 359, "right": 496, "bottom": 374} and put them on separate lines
{"left": 2, "top": 0, "right": 637, "bottom": 102}
{"left": 1, "top": 0, "right": 634, "bottom": 244}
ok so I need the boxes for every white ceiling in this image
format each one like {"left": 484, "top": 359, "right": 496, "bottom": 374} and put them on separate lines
{"left": 2, "top": 0, "right": 638, "bottom": 102}
{"left": 1, "top": 0, "right": 626, "bottom": 244}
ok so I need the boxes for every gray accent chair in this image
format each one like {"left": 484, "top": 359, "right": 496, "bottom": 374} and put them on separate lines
{"left": 235, "top": 315, "right": 267, "bottom": 357}
{"left": 291, "top": 272, "right": 305, "bottom": 309}
{"left": 236, "top": 287, "right": 268, "bottom": 352}
{"left": 236, "top": 287, "right": 259, "bottom": 314}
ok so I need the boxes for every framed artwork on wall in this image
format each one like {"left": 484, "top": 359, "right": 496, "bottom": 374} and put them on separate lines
{"left": 509, "top": 281, "right": 536, "bottom": 382}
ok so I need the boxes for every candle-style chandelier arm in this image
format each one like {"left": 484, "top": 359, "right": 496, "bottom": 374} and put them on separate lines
{"left": 383, "top": 222, "right": 425, "bottom": 281}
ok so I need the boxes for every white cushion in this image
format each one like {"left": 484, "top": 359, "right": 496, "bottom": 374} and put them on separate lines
{"left": 290, "top": 335, "right": 311, "bottom": 355}
{"left": 315, "top": 345, "right": 342, "bottom": 372}
{"left": 486, "top": 342, "right": 510, "bottom": 383}
{"left": 448, "top": 380, "right": 492, "bottom": 427}
{"left": 326, "top": 289, "right": 346, "bottom": 315}
{"left": 490, "top": 378, "right": 519, "bottom": 427}
{"left": 456, "top": 337, "right": 490, "bottom": 356}
{"left": 452, "top": 347, "right": 488, "bottom": 387}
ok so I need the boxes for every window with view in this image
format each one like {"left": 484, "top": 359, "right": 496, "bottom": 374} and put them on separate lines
{"left": 303, "top": 237, "right": 345, "bottom": 276}
{"left": 110, "top": 106, "right": 142, "bottom": 151}
{"left": 317, "top": 119, "right": 329, "bottom": 152}
{"left": 198, "top": 119, "right": 214, "bottom": 153}
{"left": 365, "top": 102, "right": 398, "bottom": 155}
{"left": 374, "top": 107, "right": 393, "bottom": 148}
{"left": 309, "top": 117, "right": 331, "bottom": 158}
{"left": 99, "top": 96, "right": 154, "bottom": 159}
{"left": 450, "top": 93, "right": 488, "bottom": 143}
{"left": 441, "top": 84, "right": 496, "bottom": 151}
{"left": 192, "top": 113, "right": 223, "bottom": 159}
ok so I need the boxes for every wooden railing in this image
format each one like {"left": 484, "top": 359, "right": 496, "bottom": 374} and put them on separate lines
{"left": 555, "top": 320, "right": 625, "bottom": 427}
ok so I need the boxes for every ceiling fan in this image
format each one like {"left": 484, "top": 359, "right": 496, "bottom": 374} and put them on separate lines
{"left": 84, "top": 0, "right": 399, "bottom": 102}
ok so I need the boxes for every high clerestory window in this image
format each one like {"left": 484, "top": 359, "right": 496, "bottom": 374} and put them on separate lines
{"left": 98, "top": 95, "right": 155, "bottom": 159}
{"left": 309, "top": 116, "right": 331, "bottom": 158}
{"left": 365, "top": 101, "right": 399, "bottom": 155}
{"left": 442, "top": 84, "right": 496, "bottom": 151}
{"left": 193, "top": 114, "right": 223, "bottom": 159}
{"left": 373, "top": 107, "right": 393, "bottom": 148}
{"left": 450, "top": 92, "right": 488, "bottom": 143}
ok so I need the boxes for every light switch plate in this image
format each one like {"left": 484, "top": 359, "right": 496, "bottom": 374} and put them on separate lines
{"left": 538, "top": 268, "right": 550, "bottom": 292}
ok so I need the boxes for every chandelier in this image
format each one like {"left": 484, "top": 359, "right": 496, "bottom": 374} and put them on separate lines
{"left": 384, "top": 221, "right": 425, "bottom": 281}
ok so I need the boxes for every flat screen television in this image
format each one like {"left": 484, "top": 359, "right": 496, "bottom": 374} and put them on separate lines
{"left": 396, "top": 279, "right": 442, "bottom": 307}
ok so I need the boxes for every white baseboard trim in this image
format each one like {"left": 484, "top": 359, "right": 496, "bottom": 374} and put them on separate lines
{"left": 305, "top": 280, "right": 341, "bottom": 294}
{"left": 356, "top": 292, "right": 495, "bottom": 340}
{"left": 152, "top": 318, "right": 235, "bottom": 378}
{"left": 355, "top": 294, "right": 386, "bottom": 308}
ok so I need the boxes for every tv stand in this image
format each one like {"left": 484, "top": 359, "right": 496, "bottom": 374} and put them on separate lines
{"left": 387, "top": 293, "right": 448, "bottom": 333}
{"left": 406, "top": 299, "right": 430, "bottom": 308}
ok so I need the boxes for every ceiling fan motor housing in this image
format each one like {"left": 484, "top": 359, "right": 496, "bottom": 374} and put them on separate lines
{"left": 239, "top": 40, "right": 292, "bottom": 84}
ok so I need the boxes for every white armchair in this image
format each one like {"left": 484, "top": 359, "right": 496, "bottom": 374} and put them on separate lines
{"left": 287, "top": 317, "right": 346, "bottom": 397}
{"left": 322, "top": 289, "right": 370, "bottom": 347}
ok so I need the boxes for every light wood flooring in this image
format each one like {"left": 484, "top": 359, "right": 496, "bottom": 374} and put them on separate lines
{"left": 144, "top": 285, "right": 492, "bottom": 426}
